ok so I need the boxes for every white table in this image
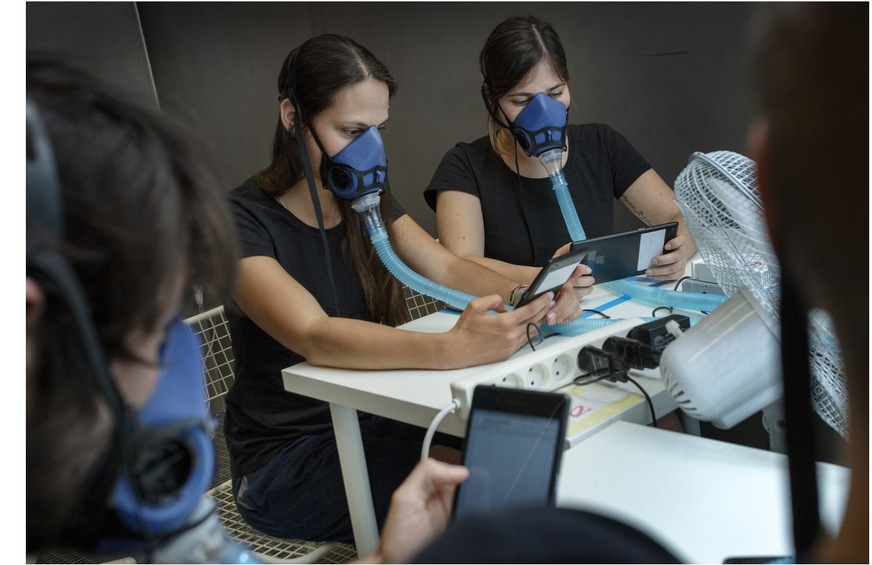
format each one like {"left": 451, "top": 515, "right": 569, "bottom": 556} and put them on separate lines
{"left": 282, "top": 284, "right": 695, "bottom": 556}
{"left": 557, "top": 421, "right": 850, "bottom": 563}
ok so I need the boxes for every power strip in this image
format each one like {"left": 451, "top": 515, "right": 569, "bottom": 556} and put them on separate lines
{"left": 449, "top": 318, "right": 646, "bottom": 420}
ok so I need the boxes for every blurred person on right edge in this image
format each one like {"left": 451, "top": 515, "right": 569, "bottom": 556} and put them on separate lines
{"left": 748, "top": 3, "right": 868, "bottom": 562}
{"left": 369, "top": 4, "right": 869, "bottom": 563}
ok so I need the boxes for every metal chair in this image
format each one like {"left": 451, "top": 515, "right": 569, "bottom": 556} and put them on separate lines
{"left": 185, "top": 306, "right": 354, "bottom": 564}
{"left": 185, "top": 288, "right": 443, "bottom": 563}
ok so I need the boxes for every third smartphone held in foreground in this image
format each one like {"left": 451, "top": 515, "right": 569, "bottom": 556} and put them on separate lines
{"left": 452, "top": 386, "right": 569, "bottom": 521}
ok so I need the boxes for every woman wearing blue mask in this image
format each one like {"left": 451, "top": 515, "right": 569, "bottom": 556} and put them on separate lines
{"left": 425, "top": 16, "right": 696, "bottom": 297}
{"left": 223, "top": 34, "right": 582, "bottom": 544}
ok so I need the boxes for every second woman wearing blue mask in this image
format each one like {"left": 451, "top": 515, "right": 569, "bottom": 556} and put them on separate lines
{"left": 425, "top": 16, "right": 697, "bottom": 298}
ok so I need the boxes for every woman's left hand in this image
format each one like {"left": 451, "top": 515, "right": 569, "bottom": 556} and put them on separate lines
{"left": 541, "top": 244, "right": 594, "bottom": 324}
{"left": 646, "top": 234, "right": 691, "bottom": 280}
{"left": 544, "top": 263, "right": 592, "bottom": 324}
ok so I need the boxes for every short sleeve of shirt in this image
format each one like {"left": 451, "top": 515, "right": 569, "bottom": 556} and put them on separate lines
{"left": 424, "top": 140, "right": 490, "bottom": 211}
{"left": 598, "top": 124, "right": 651, "bottom": 198}
{"left": 229, "top": 178, "right": 281, "bottom": 260}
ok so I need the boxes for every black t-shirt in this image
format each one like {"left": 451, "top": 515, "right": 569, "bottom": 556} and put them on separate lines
{"left": 223, "top": 177, "right": 405, "bottom": 476}
{"left": 424, "top": 123, "right": 651, "bottom": 267}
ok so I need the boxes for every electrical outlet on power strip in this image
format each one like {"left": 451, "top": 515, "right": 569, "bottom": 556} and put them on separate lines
{"left": 449, "top": 318, "right": 645, "bottom": 420}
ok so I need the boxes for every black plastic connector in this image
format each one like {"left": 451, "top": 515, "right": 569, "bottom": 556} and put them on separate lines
{"left": 626, "top": 314, "right": 690, "bottom": 354}
{"left": 577, "top": 346, "right": 628, "bottom": 382}
{"left": 602, "top": 336, "right": 660, "bottom": 370}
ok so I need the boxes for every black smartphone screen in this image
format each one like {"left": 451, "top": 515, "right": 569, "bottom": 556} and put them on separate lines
{"left": 515, "top": 251, "right": 585, "bottom": 308}
{"left": 452, "top": 386, "right": 569, "bottom": 521}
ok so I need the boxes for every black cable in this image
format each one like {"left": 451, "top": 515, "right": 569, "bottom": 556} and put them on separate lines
{"left": 572, "top": 372, "right": 613, "bottom": 387}
{"left": 525, "top": 322, "right": 543, "bottom": 351}
{"left": 673, "top": 275, "right": 691, "bottom": 291}
{"left": 651, "top": 306, "right": 673, "bottom": 317}
{"left": 581, "top": 308, "right": 610, "bottom": 319}
{"left": 525, "top": 322, "right": 563, "bottom": 351}
{"left": 625, "top": 374, "right": 657, "bottom": 428}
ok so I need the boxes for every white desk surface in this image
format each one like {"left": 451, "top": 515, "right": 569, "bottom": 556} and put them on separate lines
{"left": 281, "top": 280, "right": 704, "bottom": 556}
{"left": 557, "top": 421, "right": 850, "bottom": 564}
{"left": 282, "top": 285, "right": 687, "bottom": 440}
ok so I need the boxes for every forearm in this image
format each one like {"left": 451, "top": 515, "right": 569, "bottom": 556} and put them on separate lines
{"left": 435, "top": 254, "right": 528, "bottom": 305}
{"left": 454, "top": 254, "right": 541, "bottom": 288}
{"left": 299, "top": 316, "right": 455, "bottom": 370}
{"left": 671, "top": 209, "right": 698, "bottom": 259}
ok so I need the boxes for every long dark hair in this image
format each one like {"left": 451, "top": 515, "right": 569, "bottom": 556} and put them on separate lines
{"left": 258, "top": 34, "right": 407, "bottom": 326}
{"left": 479, "top": 16, "right": 569, "bottom": 151}
{"left": 26, "top": 55, "right": 239, "bottom": 548}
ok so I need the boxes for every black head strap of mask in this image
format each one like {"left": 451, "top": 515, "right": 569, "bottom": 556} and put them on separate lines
{"left": 280, "top": 45, "right": 342, "bottom": 317}
{"left": 778, "top": 261, "right": 821, "bottom": 559}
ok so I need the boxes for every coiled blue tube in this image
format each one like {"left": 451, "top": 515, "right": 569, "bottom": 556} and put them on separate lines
{"left": 353, "top": 194, "right": 476, "bottom": 311}
{"left": 603, "top": 279, "right": 727, "bottom": 312}
{"left": 370, "top": 230, "right": 477, "bottom": 311}
{"left": 353, "top": 193, "right": 648, "bottom": 334}
{"left": 539, "top": 149, "right": 586, "bottom": 241}
{"left": 552, "top": 172, "right": 586, "bottom": 242}
{"left": 542, "top": 316, "right": 652, "bottom": 336}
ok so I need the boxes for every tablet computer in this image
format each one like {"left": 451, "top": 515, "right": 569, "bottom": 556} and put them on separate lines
{"left": 569, "top": 222, "right": 678, "bottom": 284}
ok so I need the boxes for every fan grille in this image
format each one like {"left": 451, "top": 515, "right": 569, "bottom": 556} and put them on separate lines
{"left": 674, "top": 151, "right": 780, "bottom": 319}
{"left": 674, "top": 151, "right": 848, "bottom": 438}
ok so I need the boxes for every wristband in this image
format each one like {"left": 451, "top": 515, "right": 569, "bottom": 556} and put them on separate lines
{"left": 508, "top": 284, "right": 529, "bottom": 307}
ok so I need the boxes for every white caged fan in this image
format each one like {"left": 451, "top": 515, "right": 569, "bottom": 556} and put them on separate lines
{"left": 659, "top": 151, "right": 848, "bottom": 438}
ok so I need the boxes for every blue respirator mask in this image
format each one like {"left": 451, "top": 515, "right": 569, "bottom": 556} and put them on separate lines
{"left": 320, "top": 125, "right": 388, "bottom": 201}
{"left": 104, "top": 318, "right": 214, "bottom": 549}
{"left": 72, "top": 318, "right": 215, "bottom": 556}
{"left": 509, "top": 92, "right": 568, "bottom": 158}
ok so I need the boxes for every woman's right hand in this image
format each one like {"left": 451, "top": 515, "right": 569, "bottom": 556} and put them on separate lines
{"left": 442, "top": 292, "right": 552, "bottom": 368}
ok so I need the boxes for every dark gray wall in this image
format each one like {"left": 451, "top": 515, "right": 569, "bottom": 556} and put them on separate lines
{"left": 26, "top": 1, "right": 780, "bottom": 449}
{"left": 27, "top": 2, "right": 762, "bottom": 237}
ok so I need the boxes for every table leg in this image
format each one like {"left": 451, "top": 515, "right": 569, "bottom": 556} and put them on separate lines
{"left": 678, "top": 410, "right": 702, "bottom": 436}
{"left": 330, "top": 403, "right": 379, "bottom": 558}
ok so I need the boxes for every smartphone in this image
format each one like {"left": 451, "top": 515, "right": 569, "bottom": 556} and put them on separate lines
{"left": 452, "top": 385, "right": 569, "bottom": 521}
{"left": 569, "top": 222, "right": 679, "bottom": 284}
{"left": 515, "top": 250, "right": 585, "bottom": 308}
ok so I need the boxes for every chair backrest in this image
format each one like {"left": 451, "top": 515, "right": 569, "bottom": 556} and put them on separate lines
{"left": 184, "top": 291, "right": 439, "bottom": 415}
{"left": 403, "top": 286, "right": 444, "bottom": 321}
{"left": 185, "top": 305, "right": 234, "bottom": 417}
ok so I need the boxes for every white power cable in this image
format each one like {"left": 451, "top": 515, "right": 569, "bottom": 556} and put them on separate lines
{"left": 421, "top": 400, "right": 459, "bottom": 460}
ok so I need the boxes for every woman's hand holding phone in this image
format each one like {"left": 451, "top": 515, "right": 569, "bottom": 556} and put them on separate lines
{"left": 552, "top": 242, "right": 595, "bottom": 305}
{"left": 645, "top": 233, "right": 692, "bottom": 280}
{"left": 441, "top": 293, "right": 552, "bottom": 369}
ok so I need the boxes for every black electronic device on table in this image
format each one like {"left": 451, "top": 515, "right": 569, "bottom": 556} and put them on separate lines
{"left": 514, "top": 250, "right": 586, "bottom": 308}
{"left": 451, "top": 385, "right": 569, "bottom": 521}
{"left": 569, "top": 222, "right": 679, "bottom": 284}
